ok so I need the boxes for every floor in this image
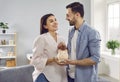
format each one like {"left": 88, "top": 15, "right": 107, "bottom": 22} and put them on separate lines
{"left": 99, "top": 74, "right": 120, "bottom": 82}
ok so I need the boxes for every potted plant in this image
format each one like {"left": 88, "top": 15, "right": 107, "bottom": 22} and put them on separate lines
{"left": 106, "top": 40, "right": 120, "bottom": 55}
{"left": 0, "top": 22, "right": 9, "bottom": 33}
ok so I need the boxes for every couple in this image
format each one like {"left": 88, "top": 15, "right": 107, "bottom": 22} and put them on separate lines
{"left": 31, "top": 2, "right": 101, "bottom": 82}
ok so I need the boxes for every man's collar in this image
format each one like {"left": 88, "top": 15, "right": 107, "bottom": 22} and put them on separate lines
{"left": 73, "top": 20, "right": 86, "bottom": 32}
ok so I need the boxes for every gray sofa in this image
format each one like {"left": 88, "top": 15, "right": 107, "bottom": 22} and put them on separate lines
{"left": 0, "top": 65, "right": 34, "bottom": 82}
{"left": 0, "top": 65, "right": 110, "bottom": 82}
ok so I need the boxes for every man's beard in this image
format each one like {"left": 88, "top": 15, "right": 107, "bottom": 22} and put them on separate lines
{"left": 69, "top": 18, "right": 76, "bottom": 26}
{"left": 69, "top": 20, "right": 75, "bottom": 26}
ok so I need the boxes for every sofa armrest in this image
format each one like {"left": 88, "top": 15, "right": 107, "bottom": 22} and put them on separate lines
{"left": 0, "top": 65, "right": 34, "bottom": 82}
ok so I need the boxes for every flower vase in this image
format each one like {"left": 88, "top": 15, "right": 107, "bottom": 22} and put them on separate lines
{"left": 2, "top": 29, "right": 6, "bottom": 33}
{"left": 111, "top": 49, "right": 115, "bottom": 55}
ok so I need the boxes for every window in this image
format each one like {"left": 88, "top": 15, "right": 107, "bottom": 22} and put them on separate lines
{"left": 107, "top": 3, "right": 120, "bottom": 41}
{"left": 107, "top": 2, "right": 120, "bottom": 53}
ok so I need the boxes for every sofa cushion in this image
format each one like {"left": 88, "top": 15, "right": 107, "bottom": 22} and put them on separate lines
{"left": 0, "top": 65, "right": 34, "bottom": 82}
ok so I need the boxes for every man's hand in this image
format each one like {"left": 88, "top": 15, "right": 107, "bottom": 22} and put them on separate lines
{"left": 63, "top": 59, "right": 77, "bottom": 65}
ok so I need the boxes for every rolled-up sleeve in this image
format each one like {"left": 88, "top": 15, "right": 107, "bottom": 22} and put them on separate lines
{"left": 89, "top": 30, "right": 101, "bottom": 63}
{"left": 30, "top": 36, "right": 48, "bottom": 70}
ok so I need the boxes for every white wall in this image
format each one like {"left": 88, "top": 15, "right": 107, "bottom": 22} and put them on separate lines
{"left": 91, "top": 0, "right": 106, "bottom": 51}
{"left": 0, "top": 0, "right": 90, "bottom": 65}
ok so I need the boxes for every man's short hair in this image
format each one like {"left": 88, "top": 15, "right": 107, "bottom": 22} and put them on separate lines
{"left": 66, "top": 2, "right": 84, "bottom": 18}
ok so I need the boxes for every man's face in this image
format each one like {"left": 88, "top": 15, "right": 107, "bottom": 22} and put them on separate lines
{"left": 66, "top": 8, "right": 76, "bottom": 26}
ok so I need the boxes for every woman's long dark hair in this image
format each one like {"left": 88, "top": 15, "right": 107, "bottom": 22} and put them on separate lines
{"left": 40, "top": 13, "right": 54, "bottom": 34}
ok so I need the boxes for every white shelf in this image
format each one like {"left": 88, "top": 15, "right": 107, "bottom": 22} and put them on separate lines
{"left": 0, "top": 32, "right": 17, "bottom": 67}
{"left": 0, "top": 66, "right": 8, "bottom": 70}
{"left": 0, "top": 66, "right": 13, "bottom": 70}
{"left": 101, "top": 51, "right": 120, "bottom": 62}
{"left": 0, "top": 45, "right": 16, "bottom": 47}
{"left": 0, "top": 33, "right": 16, "bottom": 35}
{"left": 0, "top": 56, "right": 16, "bottom": 59}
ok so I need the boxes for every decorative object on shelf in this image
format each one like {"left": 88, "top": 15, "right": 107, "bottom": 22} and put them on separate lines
{"left": 0, "top": 22, "right": 9, "bottom": 33}
{"left": 6, "top": 59, "right": 16, "bottom": 67}
{"left": 1, "top": 40, "right": 6, "bottom": 45}
{"left": 27, "top": 53, "right": 33, "bottom": 60}
{"left": 0, "top": 49, "right": 3, "bottom": 56}
{"left": 9, "top": 40, "right": 14, "bottom": 45}
{"left": 7, "top": 52, "right": 15, "bottom": 56}
{"left": 26, "top": 53, "right": 33, "bottom": 64}
{"left": 106, "top": 40, "right": 120, "bottom": 55}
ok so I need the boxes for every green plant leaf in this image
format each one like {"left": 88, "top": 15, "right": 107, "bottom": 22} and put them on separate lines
{"left": 106, "top": 40, "right": 120, "bottom": 50}
{"left": 0, "top": 22, "right": 9, "bottom": 29}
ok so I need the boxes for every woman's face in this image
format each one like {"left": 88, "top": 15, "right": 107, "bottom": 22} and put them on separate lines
{"left": 44, "top": 15, "right": 58, "bottom": 32}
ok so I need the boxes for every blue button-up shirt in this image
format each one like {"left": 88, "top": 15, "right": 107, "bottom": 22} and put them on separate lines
{"left": 67, "top": 22, "right": 101, "bottom": 82}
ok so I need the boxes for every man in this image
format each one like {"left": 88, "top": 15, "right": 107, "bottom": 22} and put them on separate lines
{"left": 64, "top": 2, "right": 101, "bottom": 82}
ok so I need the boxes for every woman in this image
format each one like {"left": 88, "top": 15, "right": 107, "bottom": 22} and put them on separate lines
{"left": 30, "top": 13, "right": 67, "bottom": 82}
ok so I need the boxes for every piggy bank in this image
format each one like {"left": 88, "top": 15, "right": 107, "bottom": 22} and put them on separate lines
{"left": 57, "top": 42, "right": 68, "bottom": 62}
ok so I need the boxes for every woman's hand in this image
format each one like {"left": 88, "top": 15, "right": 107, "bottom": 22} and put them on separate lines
{"left": 54, "top": 57, "right": 67, "bottom": 66}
